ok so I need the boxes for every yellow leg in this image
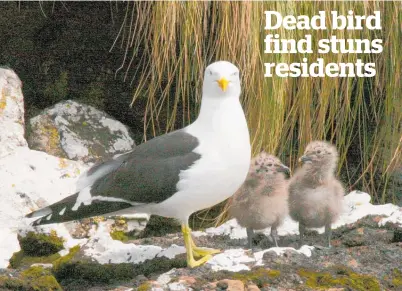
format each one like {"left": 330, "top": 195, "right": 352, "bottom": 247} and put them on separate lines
{"left": 182, "top": 224, "right": 213, "bottom": 268}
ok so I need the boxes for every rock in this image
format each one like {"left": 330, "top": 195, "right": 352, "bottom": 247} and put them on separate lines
{"left": 246, "top": 284, "right": 260, "bottom": 291}
{"left": 168, "top": 281, "right": 189, "bottom": 291}
{"left": 134, "top": 274, "right": 148, "bottom": 283}
{"left": 393, "top": 229, "right": 402, "bottom": 242}
{"left": 262, "top": 249, "right": 304, "bottom": 265}
{"left": 217, "top": 280, "right": 229, "bottom": 289}
{"left": 147, "top": 280, "right": 163, "bottom": 290}
{"left": 215, "top": 279, "right": 245, "bottom": 291}
{"left": 109, "top": 287, "right": 134, "bottom": 291}
{"left": 30, "top": 263, "right": 53, "bottom": 269}
{"left": 0, "top": 146, "right": 86, "bottom": 268}
{"left": 342, "top": 228, "right": 365, "bottom": 247}
{"left": 177, "top": 276, "right": 197, "bottom": 285}
{"left": 346, "top": 258, "right": 359, "bottom": 268}
{"left": 28, "top": 100, "right": 135, "bottom": 163}
{"left": 0, "top": 67, "right": 28, "bottom": 158}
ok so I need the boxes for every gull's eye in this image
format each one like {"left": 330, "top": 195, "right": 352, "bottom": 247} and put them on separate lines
{"left": 209, "top": 70, "right": 213, "bottom": 76}
{"left": 232, "top": 71, "right": 238, "bottom": 76}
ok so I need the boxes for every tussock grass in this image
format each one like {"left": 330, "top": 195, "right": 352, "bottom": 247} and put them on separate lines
{"left": 113, "top": 2, "right": 401, "bottom": 215}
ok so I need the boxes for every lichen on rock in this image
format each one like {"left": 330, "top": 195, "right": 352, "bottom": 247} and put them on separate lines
{"left": 28, "top": 100, "right": 135, "bottom": 163}
{"left": 0, "top": 266, "right": 62, "bottom": 291}
{"left": 298, "top": 266, "right": 381, "bottom": 290}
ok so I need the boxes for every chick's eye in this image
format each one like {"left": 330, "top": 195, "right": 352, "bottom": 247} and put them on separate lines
{"left": 317, "top": 150, "right": 321, "bottom": 154}
{"left": 268, "top": 163, "right": 273, "bottom": 167}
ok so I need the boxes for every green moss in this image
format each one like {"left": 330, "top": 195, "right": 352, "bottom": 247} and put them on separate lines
{"left": 43, "top": 71, "right": 69, "bottom": 103}
{"left": 137, "top": 282, "right": 152, "bottom": 291}
{"left": 0, "top": 275, "right": 24, "bottom": 289}
{"left": 140, "top": 215, "right": 181, "bottom": 238}
{"left": 298, "top": 266, "right": 381, "bottom": 291}
{"left": 386, "top": 268, "right": 402, "bottom": 288}
{"left": 110, "top": 230, "right": 129, "bottom": 242}
{"left": 53, "top": 256, "right": 186, "bottom": 287}
{"left": 9, "top": 249, "right": 61, "bottom": 269}
{"left": 52, "top": 245, "right": 80, "bottom": 270}
{"left": 231, "top": 268, "right": 281, "bottom": 288}
{"left": 22, "top": 266, "right": 62, "bottom": 290}
{"left": 54, "top": 261, "right": 135, "bottom": 285}
{"left": 392, "top": 269, "right": 402, "bottom": 286}
{"left": 80, "top": 81, "right": 105, "bottom": 109}
{"left": 9, "top": 236, "right": 78, "bottom": 270}
{"left": 0, "top": 266, "right": 62, "bottom": 291}
{"left": 19, "top": 231, "right": 64, "bottom": 257}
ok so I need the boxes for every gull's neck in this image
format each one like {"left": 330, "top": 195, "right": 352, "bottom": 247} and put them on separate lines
{"left": 189, "top": 94, "right": 248, "bottom": 136}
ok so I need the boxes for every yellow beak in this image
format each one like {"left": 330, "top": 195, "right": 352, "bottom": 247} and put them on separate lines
{"left": 217, "top": 77, "right": 229, "bottom": 92}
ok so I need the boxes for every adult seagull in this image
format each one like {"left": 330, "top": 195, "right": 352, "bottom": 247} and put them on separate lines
{"left": 26, "top": 61, "right": 251, "bottom": 268}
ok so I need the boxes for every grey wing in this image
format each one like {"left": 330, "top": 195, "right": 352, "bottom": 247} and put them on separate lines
{"left": 27, "top": 130, "right": 201, "bottom": 225}
{"left": 76, "top": 151, "right": 135, "bottom": 192}
{"left": 90, "top": 130, "right": 201, "bottom": 203}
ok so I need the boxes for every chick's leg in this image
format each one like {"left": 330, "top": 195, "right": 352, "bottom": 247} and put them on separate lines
{"left": 246, "top": 227, "right": 255, "bottom": 249}
{"left": 270, "top": 226, "right": 279, "bottom": 247}
{"left": 299, "top": 222, "right": 306, "bottom": 248}
{"left": 325, "top": 223, "right": 332, "bottom": 248}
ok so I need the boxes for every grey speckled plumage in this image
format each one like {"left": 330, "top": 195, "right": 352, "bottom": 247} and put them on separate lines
{"left": 288, "top": 141, "right": 345, "bottom": 247}
{"left": 229, "top": 152, "right": 290, "bottom": 248}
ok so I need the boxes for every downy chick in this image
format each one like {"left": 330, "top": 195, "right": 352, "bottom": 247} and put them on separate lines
{"left": 288, "top": 141, "right": 345, "bottom": 247}
{"left": 230, "top": 152, "right": 290, "bottom": 248}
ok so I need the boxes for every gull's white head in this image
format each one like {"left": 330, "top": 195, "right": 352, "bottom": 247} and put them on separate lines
{"left": 203, "top": 61, "right": 240, "bottom": 98}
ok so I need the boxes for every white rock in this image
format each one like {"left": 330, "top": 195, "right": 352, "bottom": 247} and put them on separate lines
{"left": 82, "top": 223, "right": 186, "bottom": 265}
{"left": 344, "top": 190, "right": 372, "bottom": 207}
{"left": 157, "top": 268, "right": 176, "bottom": 285}
{"left": 0, "top": 67, "right": 27, "bottom": 158}
{"left": 379, "top": 207, "right": 402, "bottom": 226}
{"left": 168, "top": 282, "right": 191, "bottom": 291}
{"left": 157, "top": 244, "right": 186, "bottom": 259}
{"left": 207, "top": 249, "right": 254, "bottom": 272}
{"left": 254, "top": 245, "right": 315, "bottom": 266}
{"left": 0, "top": 147, "right": 87, "bottom": 268}
{"left": 29, "top": 100, "right": 135, "bottom": 163}
{"left": 30, "top": 263, "right": 53, "bottom": 268}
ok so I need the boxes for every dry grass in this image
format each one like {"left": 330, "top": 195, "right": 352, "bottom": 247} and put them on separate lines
{"left": 113, "top": 1, "right": 401, "bottom": 224}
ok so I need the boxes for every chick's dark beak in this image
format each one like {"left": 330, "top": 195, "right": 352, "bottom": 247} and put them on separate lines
{"left": 277, "top": 164, "right": 291, "bottom": 176}
{"left": 299, "top": 155, "right": 312, "bottom": 163}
